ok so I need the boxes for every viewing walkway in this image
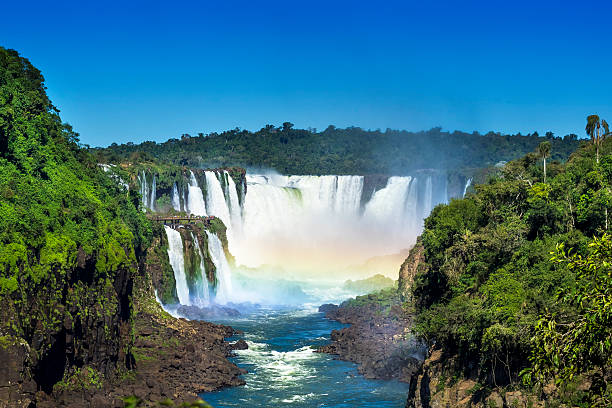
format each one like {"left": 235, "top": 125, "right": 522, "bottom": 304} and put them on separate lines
{"left": 147, "top": 214, "right": 217, "bottom": 228}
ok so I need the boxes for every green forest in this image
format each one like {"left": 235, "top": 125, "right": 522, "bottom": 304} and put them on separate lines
{"left": 0, "top": 46, "right": 152, "bottom": 392}
{"left": 93, "top": 124, "right": 581, "bottom": 176}
{"left": 410, "top": 122, "right": 612, "bottom": 406}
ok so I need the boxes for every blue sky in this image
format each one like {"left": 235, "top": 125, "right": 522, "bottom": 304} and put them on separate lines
{"left": 2, "top": 0, "right": 611, "bottom": 146}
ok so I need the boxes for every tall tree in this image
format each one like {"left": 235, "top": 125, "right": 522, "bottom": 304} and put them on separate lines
{"left": 586, "top": 115, "right": 610, "bottom": 163}
{"left": 538, "top": 141, "right": 551, "bottom": 183}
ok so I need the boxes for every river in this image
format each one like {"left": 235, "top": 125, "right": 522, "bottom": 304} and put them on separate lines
{"left": 202, "top": 301, "right": 409, "bottom": 407}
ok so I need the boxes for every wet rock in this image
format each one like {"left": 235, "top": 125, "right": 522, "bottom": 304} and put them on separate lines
{"left": 318, "top": 303, "right": 339, "bottom": 314}
{"left": 318, "top": 294, "right": 422, "bottom": 382}
{"left": 229, "top": 339, "right": 248, "bottom": 351}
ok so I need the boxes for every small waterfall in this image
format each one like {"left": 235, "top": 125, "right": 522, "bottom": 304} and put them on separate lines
{"left": 191, "top": 233, "right": 210, "bottom": 306}
{"left": 463, "top": 178, "right": 472, "bottom": 197}
{"left": 334, "top": 176, "right": 364, "bottom": 215}
{"left": 206, "top": 231, "right": 233, "bottom": 304}
{"left": 172, "top": 182, "right": 181, "bottom": 211}
{"left": 139, "top": 171, "right": 149, "bottom": 211}
{"left": 164, "top": 226, "right": 190, "bottom": 305}
{"left": 187, "top": 171, "right": 207, "bottom": 216}
{"left": 150, "top": 174, "right": 157, "bottom": 211}
{"left": 205, "top": 171, "right": 234, "bottom": 245}
{"left": 225, "top": 171, "right": 243, "bottom": 237}
{"left": 420, "top": 176, "right": 433, "bottom": 219}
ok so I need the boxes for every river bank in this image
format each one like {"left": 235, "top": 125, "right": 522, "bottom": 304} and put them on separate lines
{"left": 27, "top": 302, "right": 246, "bottom": 408}
{"left": 317, "top": 289, "right": 423, "bottom": 383}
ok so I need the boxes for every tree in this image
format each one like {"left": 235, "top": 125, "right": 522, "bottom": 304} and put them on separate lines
{"left": 527, "top": 235, "right": 612, "bottom": 405}
{"left": 538, "top": 141, "right": 551, "bottom": 183}
{"left": 282, "top": 122, "right": 294, "bottom": 132}
{"left": 586, "top": 115, "right": 610, "bottom": 164}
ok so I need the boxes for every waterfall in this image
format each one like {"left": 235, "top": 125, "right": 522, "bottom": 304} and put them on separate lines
{"left": 363, "top": 176, "right": 414, "bottom": 234}
{"left": 187, "top": 171, "right": 207, "bottom": 216}
{"left": 191, "top": 233, "right": 210, "bottom": 306}
{"left": 422, "top": 176, "right": 434, "bottom": 219}
{"left": 139, "top": 171, "right": 149, "bottom": 211}
{"left": 334, "top": 176, "right": 364, "bottom": 215}
{"left": 236, "top": 173, "right": 449, "bottom": 271}
{"left": 205, "top": 171, "right": 234, "bottom": 246}
{"left": 225, "top": 171, "right": 243, "bottom": 237}
{"left": 150, "top": 174, "right": 156, "bottom": 211}
{"left": 164, "top": 226, "right": 190, "bottom": 305}
{"left": 463, "top": 178, "right": 472, "bottom": 197}
{"left": 172, "top": 182, "right": 181, "bottom": 211}
{"left": 206, "top": 231, "right": 233, "bottom": 304}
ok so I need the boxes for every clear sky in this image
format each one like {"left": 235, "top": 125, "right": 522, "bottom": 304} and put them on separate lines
{"left": 2, "top": 0, "right": 611, "bottom": 147}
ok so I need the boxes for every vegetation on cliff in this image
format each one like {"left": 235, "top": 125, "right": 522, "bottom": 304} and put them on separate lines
{"left": 0, "top": 46, "right": 154, "bottom": 396}
{"left": 92, "top": 124, "right": 580, "bottom": 176}
{"left": 0, "top": 47, "right": 241, "bottom": 406}
{"left": 411, "top": 121, "right": 612, "bottom": 405}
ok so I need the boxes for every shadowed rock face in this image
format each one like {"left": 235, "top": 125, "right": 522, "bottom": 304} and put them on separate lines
{"left": 398, "top": 240, "right": 425, "bottom": 302}
{"left": 317, "top": 296, "right": 423, "bottom": 382}
{"left": 1, "top": 228, "right": 246, "bottom": 408}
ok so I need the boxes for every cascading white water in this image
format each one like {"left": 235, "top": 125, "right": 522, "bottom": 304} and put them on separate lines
{"left": 172, "top": 182, "right": 181, "bottom": 211}
{"left": 205, "top": 171, "right": 234, "bottom": 248}
{"left": 150, "top": 174, "right": 156, "bottom": 211}
{"left": 187, "top": 171, "right": 207, "bottom": 216}
{"left": 206, "top": 231, "right": 233, "bottom": 304}
{"left": 164, "top": 226, "right": 190, "bottom": 305}
{"left": 363, "top": 177, "right": 413, "bottom": 225}
{"left": 235, "top": 173, "right": 448, "bottom": 276}
{"left": 463, "top": 178, "right": 472, "bottom": 197}
{"left": 334, "top": 176, "right": 364, "bottom": 215}
{"left": 224, "top": 171, "right": 243, "bottom": 237}
{"left": 423, "top": 176, "right": 434, "bottom": 218}
{"left": 139, "top": 171, "right": 149, "bottom": 211}
{"left": 191, "top": 233, "right": 210, "bottom": 306}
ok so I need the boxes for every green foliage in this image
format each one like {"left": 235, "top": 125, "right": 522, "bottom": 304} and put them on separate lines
{"left": 53, "top": 366, "right": 104, "bottom": 392}
{"left": 412, "top": 133, "right": 612, "bottom": 394}
{"left": 0, "top": 46, "right": 151, "bottom": 391}
{"left": 526, "top": 234, "right": 612, "bottom": 404}
{"left": 93, "top": 126, "right": 580, "bottom": 176}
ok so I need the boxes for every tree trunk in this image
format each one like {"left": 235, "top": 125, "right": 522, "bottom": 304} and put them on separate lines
{"left": 597, "top": 128, "right": 600, "bottom": 164}
{"left": 543, "top": 157, "right": 547, "bottom": 183}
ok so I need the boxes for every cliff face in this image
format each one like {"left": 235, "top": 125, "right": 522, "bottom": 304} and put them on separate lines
{"left": 318, "top": 290, "right": 421, "bottom": 383}
{"left": 0, "top": 224, "right": 245, "bottom": 408}
{"left": 399, "top": 243, "right": 550, "bottom": 408}
{"left": 398, "top": 239, "right": 425, "bottom": 302}
{"left": 0, "top": 251, "right": 135, "bottom": 407}
{"left": 406, "top": 349, "right": 550, "bottom": 408}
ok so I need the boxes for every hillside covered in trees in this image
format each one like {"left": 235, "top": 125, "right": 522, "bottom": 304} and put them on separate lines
{"left": 403, "top": 123, "right": 612, "bottom": 406}
{"left": 0, "top": 47, "right": 244, "bottom": 406}
{"left": 93, "top": 124, "right": 581, "bottom": 175}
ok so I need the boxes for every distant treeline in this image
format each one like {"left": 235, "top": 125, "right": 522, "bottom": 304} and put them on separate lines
{"left": 92, "top": 124, "right": 581, "bottom": 175}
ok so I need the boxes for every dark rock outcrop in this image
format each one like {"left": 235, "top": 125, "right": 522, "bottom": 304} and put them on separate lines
{"left": 318, "top": 295, "right": 422, "bottom": 382}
